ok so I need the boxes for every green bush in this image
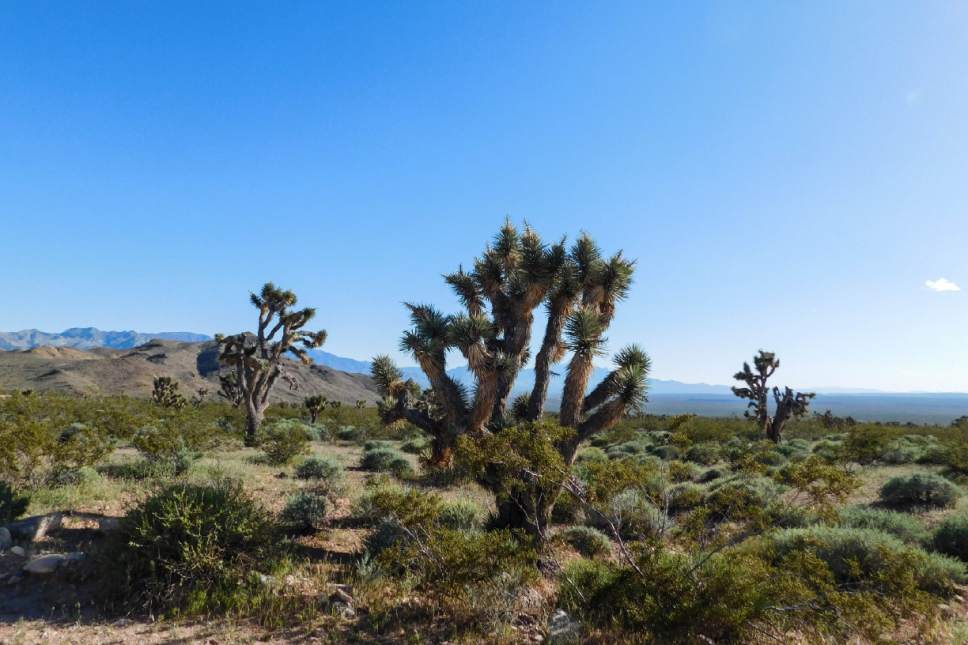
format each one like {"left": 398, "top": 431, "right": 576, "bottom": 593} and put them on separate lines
{"left": 703, "top": 476, "right": 785, "bottom": 524}
{"left": 438, "top": 499, "right": 485, "bottom": 531}
{"left": 667, "top": 482, "right": 705, "bottom": 513}
{"left": 696, "top": 467, "right": 726, "bottom": 483}
{"left": 837, "top": 506, "right": 929, "bottom": 545}
{"left": 559, "top": 526, "right": 612, "bottom": 558}
{"left": 649, "top": 444, "right": 680, "bottom": 460}
{"left": 879, "top": 473, "right": 960, "bottom": 510}
{"left": 335, "top": 425, "right": 362, "bottom": 442}
{"left": 260, "top": 420, "right": 312, "bottom": 465}
{"left": 667, "top": 460, "right": 699, "bottom": 482}
{"left": 559, "top": 550, "right": 772, "bottom": 643}
{"left": 360, "top": 446, "right": 413, "bottom": 477}
{"left": 105, "top": 479, "right": 276, "bottom": 613}
{"left": 46, "top": 465, "right": 102, "bottom": 487}
{"left": 281, "top": 490, "right": 328, "bottom": 532}
{"left": 575, "top": 446, "right": 609, "bottom": 463}
{"left": 0, "top": 481, "right": 29, "bottom": 524}
{"left": 364, "top": 517, "right": 409, "bottom": 555}
{"left": 685, "top": 442, "right": 720, "bottom": 465}
{"left": 400, "top": 436, "right": 430, "bottom": 454}
{"left": 933, "top": 513, "right": 968, "bottom": 562}
{"left": 586, "top": 489, "right": 668, "bottom": 540}
{"left": 294, "top": 455, "right": 343, "bottom": 484}
{"left": 758, "top": 526, "right": 965, "bottom": 596}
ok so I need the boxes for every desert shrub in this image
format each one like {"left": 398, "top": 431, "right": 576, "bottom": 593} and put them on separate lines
{"left": 360, "top": 446, "right": 413, "bottom": 477}
{"left": 575, "top": 446, "right": 609, "bottom": 463}
{"left": 259, "top": 420, "right": 312, "bottom": 465}
{"left": 559, "top": 526, "right": 612, "bottom": 558}
{"left": 649, "top": 444, "right": 680, "bottom": 460}
{"left": 281, "top": 490, "right": 328, "bottom": 532}
{"left": 696, "top": 467, "right": 726, "bottom": 483}
{"left": 294, "top": 455, "right": 343, "bottom": 485}
{"left": 776, "top": 455, "right": 858, "bottom": 520}
{"left": 753, "top": 448, "right": 786, "bottom": 467}
{"left": 933, "top": 513, "right": 968, "bottom": 562}
{"left": 879, "top": 473, "right": 960, "bottom": 510}
{"left": 0, "top": 481, "right": 29, "bottom": 524}
{"left": 438, "top": 499, "right": 485, "bottom": 531}
{"left": 837, "top": 506, "right": 929, "bottom": 545}
{"left": 765, "top": 501, "right": 819, "bottom": 528}
{"left": 811, "top": 439, "right": 842, "bottom": 462}
{"left": 400, "top": 436, "right": 429, "bottom": 454}
{"left": 667, "top": 482, "right": 705, "bottom": 513}
{"left": 104, "top": 479, "right": 277, "bottom": 614}
{"left": 667, "top": 460, "right": 698, "bottom": 482}
{"left": 606, "top": 439, "right": 651, "bottom": 460}
{"left": 550, "top": 489, "right": 583, "bottom": 524}
{"left": 881, "top": 437, "right": 927, "bottom": 465}
{"left": 841, "top": 426, "right": 889, "bottom": 464}
{"left": 364, "top": 517, "right": 410, "bottom": 555}
{"left": 675, "top": 416, "right": 760, "bottom": 443}
{"left": 703, "top": 476, "right": 785, "bottom": 525}
{"left": 353, "top": 480, "right": 441, "bottom": 528}
{"left": 685, "top": 442, "right": 721, "bottom": 465}
{"left": 363, "top": 439, "right": 394, "bottom": 451}
{"left": 586, "top": 489, "right": 668, "bottom": 540}
{"left": 46, "top": 465, "right": 102, "bottom": 487}
{"left": 559, "top": 550, "right": 773, "bottom": 643}
{"left": 757, "top": 526, "right": 965, "bottom": 597}
{"left": 335, "top": 425, "right": 362, "bottom": 442}
{"left": 777, "top": 438, "right": 811, "bottom": 459}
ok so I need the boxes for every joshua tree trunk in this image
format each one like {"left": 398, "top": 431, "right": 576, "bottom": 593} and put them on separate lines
{"left": 244, "top": 402, "right": 265, "bottom": 447}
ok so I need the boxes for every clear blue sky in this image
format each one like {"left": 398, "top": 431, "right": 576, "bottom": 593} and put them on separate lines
{"left": 2, "top": 2, "right": 966, "bottom": 392}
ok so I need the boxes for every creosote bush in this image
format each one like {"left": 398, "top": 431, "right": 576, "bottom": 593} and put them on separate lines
{"left": 837, "top": 505, "right": 929, "bottom": 545}
{"left": 281, "top": 490, "right": 328, "bottom": 532}
{"left": 259, "top": 420, "right": 312, "bottom": 465}
{"left": 879, "top": 473, "right": 961, "bottom": 510}
{"left": 103, "top": 479, "right": 277, "bottom": 614}
{"left": 438, "top": 499, "right": 485, "bottom": 531}
{"left": 294, "top": 455, "right": 343, "bottom": 486}
{"left": 360, "top": 445, "right": 413, "bottom": 477}
{"left": 558, "top": 525, "right": 612, "bottom": 558}
{"left": 933, "top": 513, "right": 968, "bottom": 562}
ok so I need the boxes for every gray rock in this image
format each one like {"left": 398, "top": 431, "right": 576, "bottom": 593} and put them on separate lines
{"left": 548, "top": 609, "right": 581, "bottom": 643}
{"left": 23, "top": 553, "right": 67, "bottom": 574}
{"left": 10, "top": 546, "right": 25, "bottom": 557}
{"left": 0, "top": 527, "right": 11, "bottom": 550}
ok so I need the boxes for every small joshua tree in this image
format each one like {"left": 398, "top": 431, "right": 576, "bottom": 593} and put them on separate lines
{"left": 217, "top": 283, "right": 327, "bottom": 446}
{"left": 304, "top": 394, "right": 326, "bottom": 423}
{"left": 152, "top": 376, "right": 187, "bottom": 409}
{"left": 372, "top": 222, "right": 649, "bottom": 535}
{"left": 732, "top": 350, "right": 815, "bottom": 443}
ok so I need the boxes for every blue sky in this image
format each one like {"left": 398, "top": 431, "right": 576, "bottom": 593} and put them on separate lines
{"left": 1, "top": 2, "right": 966, "bottom": 391}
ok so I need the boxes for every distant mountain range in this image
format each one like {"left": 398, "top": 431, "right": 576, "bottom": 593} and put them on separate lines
{"left": 2, "top": 328, "right": 966, "bottom": 423}
{"left": 0, "top": 327, "right": 210, "bottom": 351}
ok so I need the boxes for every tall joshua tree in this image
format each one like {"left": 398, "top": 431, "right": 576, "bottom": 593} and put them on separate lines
{"left": 732, "top": 350, "right": 815, "bottom": 443}
{"left": 371, "top": 221, "right": 649, "bottom": 473}
{"left": 217, "top": 283, "right": 327, "bottom": 446}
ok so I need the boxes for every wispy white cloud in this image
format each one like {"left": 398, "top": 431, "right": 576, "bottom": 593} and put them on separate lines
{"left": 925, "top": 277, "right": 960, "bottom": 293}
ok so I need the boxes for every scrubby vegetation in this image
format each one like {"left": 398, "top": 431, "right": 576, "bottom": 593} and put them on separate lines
{"left": 3, "top": 229, "right": 968, "bottom": 642}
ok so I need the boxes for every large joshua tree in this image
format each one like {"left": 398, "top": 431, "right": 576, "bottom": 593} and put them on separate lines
{"left": 371, "top": 221, "right": 649, "bottom": 474}
{"left": 732, "top": 350, "right": 815, "bottom": 443}
{"left": 217, "top": 283, "right": 327, "bottom": 446}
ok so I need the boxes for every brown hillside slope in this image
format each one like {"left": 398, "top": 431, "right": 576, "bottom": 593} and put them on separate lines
{"left": 0, "top": 340, "right": 379, "bottom": 404}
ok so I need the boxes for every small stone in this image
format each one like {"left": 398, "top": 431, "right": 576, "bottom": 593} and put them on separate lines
{"left": 10, "top": 546, "right": 25, "bottom": 557}
{"left": 548, "top": 609, "right": 581, "bottom": 643}
{"left": 23, "top": 553, "right": 67, "bottom": 574}
{"left": 330, "top": 587, "right": 354, "bottom": 605}
{"left": 65, "top": 551, "right": 86, "bottom": 562}
{"left": 5, "top": 574, "right": 22, "bottom": 585}
{"left": 0, "top": 527, "right": 12, "bottom": 550}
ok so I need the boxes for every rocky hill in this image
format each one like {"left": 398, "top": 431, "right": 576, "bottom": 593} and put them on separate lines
{"left": 0, "top": 340, "right": 380, "bottom": 405}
